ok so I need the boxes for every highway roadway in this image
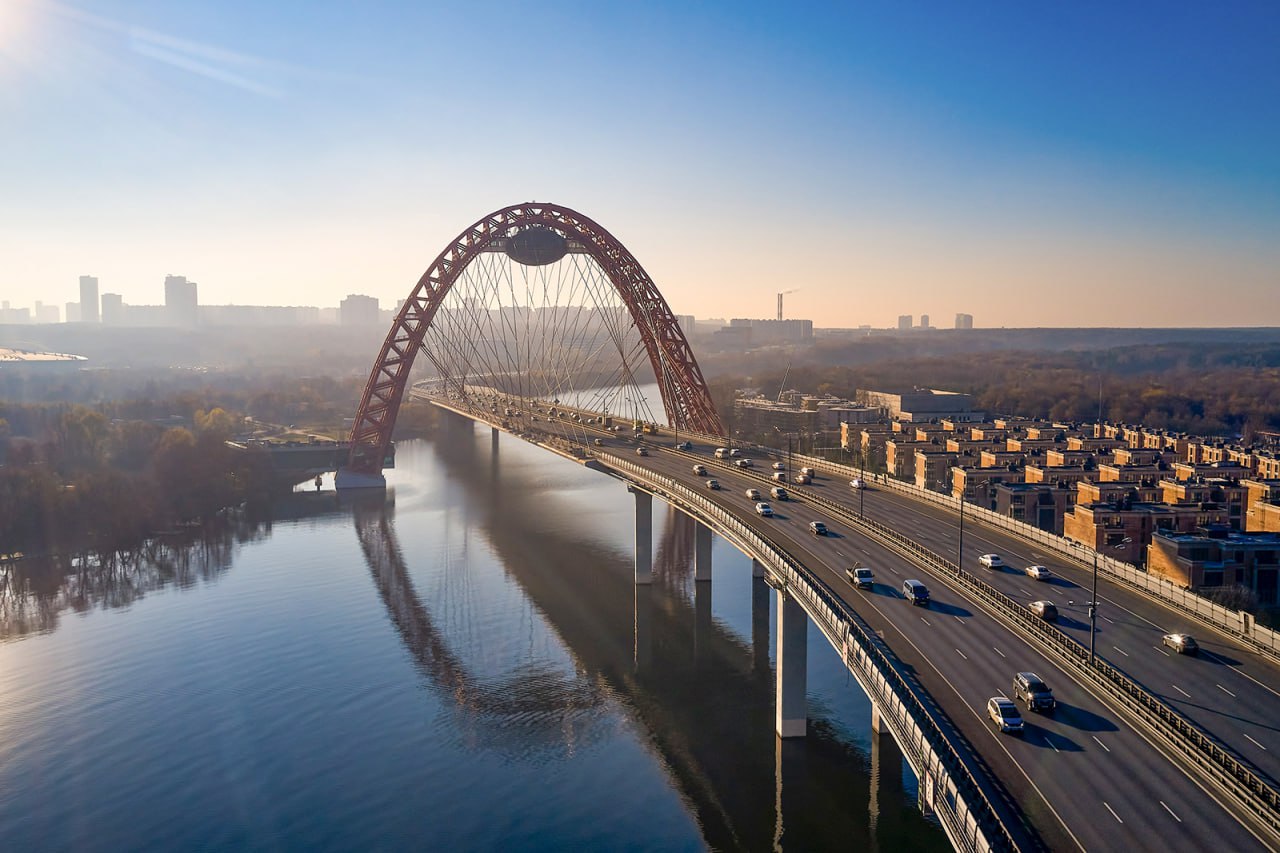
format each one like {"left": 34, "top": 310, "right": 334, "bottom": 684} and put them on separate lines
{"left": 426, "top": 396, "right": 1277, "bottom": 849}
{"left": 608, "top": 437, "right": 1268, "bottom": 852}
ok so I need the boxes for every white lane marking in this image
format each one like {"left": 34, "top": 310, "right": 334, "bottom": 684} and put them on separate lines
{"left": 1043, "top": 734, "right": 1060, "bottom": 753}
{"left": 1244, "top": 734, "right": 1268, "bottom": 751}
{"left": 954, "top": 615, "right": 965, "bottom": 624}
{"left": 1018, "top": 588, "right": 1033, "bottom": 597}
{"left": 1112, "top": 645, "right": 1129, "bottom": 657}
{"left": 1153, "top": 646, "right": 1170, "bottom": 657}
{"left": 920, "top": 617, "right": 931, "bottom": 626}
{"left": 885, "top": 566, "right": 900, "bottom": 575}
{"left": 1092, "top": 735, "right": 1111, "bottom": 753}
{"left": 1172, "top": 684, "right": 1191, "bottom": 698}
{"left": 1216, "top": 684, "right": 1237, "bottom": 698}
{"left": 955, "top": 648, "right": 968, "bottom": 660}
{"left": 1101, "top": 616, "right": 1116, "bottom": 624}
{"left": 1160, "top": 801, "right": 1182, "bottom": 823}
{"left": 1201, "top": 652, "right": 1280, "bottom": 701}
{"left": 993, "top": 647, "right": 1007, "bottom": 658}
{"left": 1103, "top": 802, "right": 1123, "bottom": 824}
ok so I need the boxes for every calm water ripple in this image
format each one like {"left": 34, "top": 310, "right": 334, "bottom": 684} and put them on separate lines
{"left": 0, "top": 426, "right": 946, "bottom": 851}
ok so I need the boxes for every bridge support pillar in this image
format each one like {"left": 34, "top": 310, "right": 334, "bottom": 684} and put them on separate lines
{"left": 491, "top": 426, "right": 499, "bottom": 452}
{"left": 629, "top": 486, "right": 652, "bottom": 585}
{"left": 694, "top": 523, "right": 713, "bottom": 582}
{"left": 869, "top": 703, "right": 904, "bottom": 840}
{"left": 775, "top": 592, "right": 807, "bottom": 738}
{"left": 752, "top": 575, "right": 770, "bottom": 673}
{"left": 751, "top": 557, "right": 764, "bottom": 578}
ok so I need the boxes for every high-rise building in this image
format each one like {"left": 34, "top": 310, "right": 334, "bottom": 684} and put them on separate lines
{"left": 79, "top": 275, "right": 99, "bottom": 323}
{"left": 340, "top": 294, "right": 381, "bottom": 325}
{"left": 897, "top": 315, "right": 912, "bottom": 330}
{"left": 34, "top": 302, "right": 59, "bottom": 324}
{"left": 101, "top": 293, "right": 124, "bottom": 325}
{"left": 65, "top": 302, "right": 81, "bottom": 323}
{"left": 955, "top": 313, "right": 974, "bottom": 329}
{"left": 919, "top": 314, "right": 930, "bottom": 329}
{"left": 164, "top": 275, "right": 199, "bottom": 326}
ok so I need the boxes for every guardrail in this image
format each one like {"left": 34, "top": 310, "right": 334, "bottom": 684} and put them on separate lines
{"left": 675, "top": 429, "right": 1280, "bottom": 661}
{"left": 601, "top": 452, "right": 1020, "bottom": 853}
{"left": 679, "top": 446, "right": 1280, "bottom": 844}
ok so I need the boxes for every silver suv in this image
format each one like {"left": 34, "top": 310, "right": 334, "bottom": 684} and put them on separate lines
{"left": 1013, "top": 672, "right": 1056, "bottom": 712}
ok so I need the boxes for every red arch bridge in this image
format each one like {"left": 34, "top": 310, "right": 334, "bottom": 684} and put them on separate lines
{"left": 337, "top": 202, "right": 1280, "bottom": 853}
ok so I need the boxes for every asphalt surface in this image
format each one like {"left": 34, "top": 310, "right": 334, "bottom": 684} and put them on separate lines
{"left": 432, "top": 399, "right": 1277, "bottom": 850}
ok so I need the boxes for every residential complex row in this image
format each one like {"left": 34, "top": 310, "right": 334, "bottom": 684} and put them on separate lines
{"left": 731, "top": 387, "right": 1280, "bottom": 607}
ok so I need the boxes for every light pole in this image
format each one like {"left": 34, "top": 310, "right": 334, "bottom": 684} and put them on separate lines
{"left": 1089, "top": 536, "right": 1130, "bottom": 664}
{"left": 957, "top": 492, "right": 965, "bottom": 569}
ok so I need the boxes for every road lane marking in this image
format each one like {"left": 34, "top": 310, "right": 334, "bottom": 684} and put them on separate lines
{"left": 1160, "top": 801, "right": 1182, "bottom": 823}
{"left": 920, "top": 617, "right": 931, "bottom": 626}
{"left": 1092, "top": 736, "right": 1110, "bottom": 753}
{"left": 1043, "top": 734, "right": 1060, "bottom": 753}
{"left": 1101, "top": 616, "right": 1116, "bottom": 624}
{"left": 955, "top": 648, "right": 968, "bottom": 660}
{"left": 1153, "top": 646, "right": 1170, "bottom": 657}
{"left": 993, "top": 647, "right": 1006, "bottom": 658}
{"left": 1103, "top": 802, "right": 1123, "bottom": 824}
{"left": 1172, "top": 684, "right": 1191, "bottom": 698}
{"left": 954, "top": 615, "right": 965, "bottom": 624}
{"left": 1244, "top": 734, "right": 1267, "bottom": 751}
{"left": 1216, "top": 684, "right": 1237, "bottom": 698}
{"left": 1112, "top": 645, "right": 1129, "bottom": 657}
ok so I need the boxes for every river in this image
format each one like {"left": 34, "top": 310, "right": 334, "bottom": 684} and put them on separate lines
{"left": 0, "top": 422, "right": 947, "bottom": 851}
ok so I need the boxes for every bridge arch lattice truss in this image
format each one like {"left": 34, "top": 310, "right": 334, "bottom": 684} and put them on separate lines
{"left": 347, "top": 202, "right": 724, "bottom": 474}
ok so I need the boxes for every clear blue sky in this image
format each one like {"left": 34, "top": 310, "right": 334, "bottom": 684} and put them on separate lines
{"left": 2, "top": 1, "right": 1277, "bottom": 327}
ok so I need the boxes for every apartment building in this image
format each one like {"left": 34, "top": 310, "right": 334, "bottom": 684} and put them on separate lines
{"left": 1147, "top": 529, "right": 1280, "bottom": 605}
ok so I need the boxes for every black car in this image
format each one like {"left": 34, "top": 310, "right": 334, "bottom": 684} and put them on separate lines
{"left": 1013, "top": 672, "right": 1056, "bottom": 712}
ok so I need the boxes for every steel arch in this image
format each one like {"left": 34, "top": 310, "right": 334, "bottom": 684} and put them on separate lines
{"left": 346, "top": 202, "right": 724, "bottom": 474}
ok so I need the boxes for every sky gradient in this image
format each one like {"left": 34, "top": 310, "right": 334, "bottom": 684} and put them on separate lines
{"left": 2, "top": 1, "right": 1277, "bottom": 328}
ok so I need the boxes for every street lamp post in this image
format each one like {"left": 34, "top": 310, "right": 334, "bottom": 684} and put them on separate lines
{"left": 957, "top": 493, "right": 966, "bottom": 569}
{"left": 1089, "top": 536, "right": 1130, "bottom": 664}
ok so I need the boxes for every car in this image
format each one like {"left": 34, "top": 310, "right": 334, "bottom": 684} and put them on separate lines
{"left": 849, "top": 478, "right": 864, "bottom": 490}
{"left": 705, "top": 479, "right": 721, "bottom": 490}
{"left": 978, "top": 553, "right": 1004, "bottom": 569}
{"left": 801, "top": 467, "right": 815, "bottom": 477}
{"left": 715, "top": 448, "right": 731, "bottom": 459}
{"left": 770, "top": 486, "right": 788, "bottom": 500}
{"left": 1025, "top": 565, "right": 1052, "bottom": 581}
{"left": 636, "top": 447, "right": 649, "bottom": 456}
{"left": 745, "top": 488, "right": 762, "bottom": 500}
{"left": 692, "top": 464, "right": 707, "bottom": 475}
{"left": 987, "top": 697, "right": 1025, "bottom": 734}
{"left": 809, "top": 521, "right": 827, "bottom": 535}
{"left": 736, "top": 458, "right": 754, "bottom": 468}
{"left": 848, "top": 566, "right": 874, "bottom": 589}
{"left": 1029, "top": 600, "right": 1058, "bottom": 621}
{"left": 772, "top": 462, "right": 786, "bottom": 471}
{"left": 755, "top": 502, "right": 773, "bottom": 516}
{"left": 902, "top": 579, "right": 930, "bottom": 605}
{"left": 1162, "top": 633, "right": 1200, "bottom": 655}
{"left": 1013, "top": 672, "right": 1056, "bottom": 712}
{"left": 729, "top": 448, "right": 742, "bottom": 457}
{"left": 771, "top": 472, "right": 787, "bottom": 482}
{"left": 794, "top": 473, "right": 811, "bottom": 485}
{"left": 675, "top": 441, "right": 692, "bottom": 451}
{"left": 593, "top": 438, "right": 604, "bottom": 446}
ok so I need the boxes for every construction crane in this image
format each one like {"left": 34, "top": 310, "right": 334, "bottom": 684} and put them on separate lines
{"left": 776, "top": 288, "right": 800, "bottom": 321}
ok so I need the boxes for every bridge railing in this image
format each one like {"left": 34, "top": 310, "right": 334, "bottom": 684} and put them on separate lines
{"left": 675, "top": 428, "right": 1280, "bottom": 660}
{"left": 603, "top": 452, "right": 1020, "bottom": 853}
{"left": 676, "top": 446, "right": 1280, "bottom": 842}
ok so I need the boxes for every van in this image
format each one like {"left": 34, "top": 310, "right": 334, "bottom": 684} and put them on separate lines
{"left": 771, "top": 472, "right": 787, "bottom": 482}
{"left": 715, "top": 448, "right": 730, "bottom": 459}
{"left": 902, "top": 579, "right": 930, "bottom": 606}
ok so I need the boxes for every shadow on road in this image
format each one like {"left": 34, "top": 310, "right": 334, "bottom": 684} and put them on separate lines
{"left": 1051, "top": 702, "right": 1118, "bottom": 733}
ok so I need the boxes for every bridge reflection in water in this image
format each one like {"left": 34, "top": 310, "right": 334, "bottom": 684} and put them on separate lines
{"left": 353, "top": 423, "right": 947, "bottom": 852}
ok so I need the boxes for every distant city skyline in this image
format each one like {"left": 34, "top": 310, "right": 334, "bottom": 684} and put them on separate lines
{"left": 1, "top": 2, "right": 1277, "bottom": 327}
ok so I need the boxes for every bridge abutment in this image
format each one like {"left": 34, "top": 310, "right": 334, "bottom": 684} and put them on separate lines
{"left": 629, "top": 486, "right": 653, "bottom": 585}
{"left": 775, "top": 591, "right": 807, "bottom": 738}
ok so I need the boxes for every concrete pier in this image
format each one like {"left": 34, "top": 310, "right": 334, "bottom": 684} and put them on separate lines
{"left": 630, "top": 486, "right": 652, "bottom": 585}
{"left": 775, "top": 592, "right": 808, "bottom": 738}
{"left": 694, "top": 523, "right": 713, "bottom": 582}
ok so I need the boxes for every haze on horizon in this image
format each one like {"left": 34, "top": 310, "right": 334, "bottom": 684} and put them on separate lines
{"left": 1, "top": 1, "right": 1276, "bottom": 329}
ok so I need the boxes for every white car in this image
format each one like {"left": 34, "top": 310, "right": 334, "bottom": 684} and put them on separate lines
{"left": 849, "top": 478, "right": 864, "bottom": 490}
{"left": 987, "top": 697, "right": 1024, "bottom": 734}
{"left": 745, "top": 488, "right": 762, "bottom": 501}
{"left": 772, "top": 462, "right": 786, "bottom": 471}
{"left": 801, "top": 467, "right": 815, "bottom": 477}
{"left": 755, "top": 502, "right": 773, "bottom": 517}
{"left": 675, "top": 441, "right": 692, "bottom": 451}
{"left": 729, "top": 448, "right": 742, "bottom": 458}
{"left": 978, "top": 554, "right": 1004, "bottom": 569}
{"left": 705, "top": 479, "right": 721, "bottom": 490}
{"left": 736, "top": 458, "right": 754, "bottom": 468}
{"left": 1025, "top": 565, "right": 1052, "bottom": 581}
{"left": 794, "top": 474, "right": 811, "bottom": 485}
{"left": 808, "top": 521, "right": 827, "bottom": 535}
{"left": 692, "top": 464, "right": 707, "bottom": 475}
{"left": 636, "top": 447, "right": 649, "bottom": 457}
